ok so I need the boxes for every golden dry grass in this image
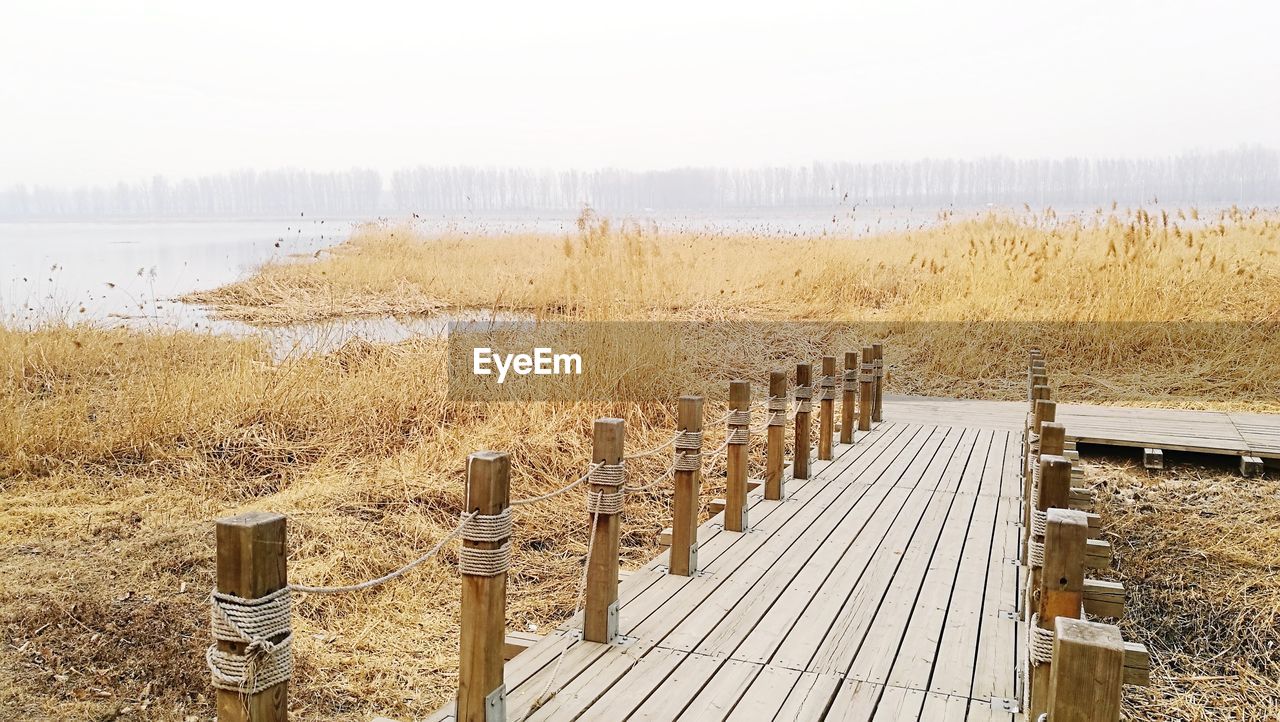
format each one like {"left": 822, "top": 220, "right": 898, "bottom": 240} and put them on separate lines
{"left": 3, "top": 207, "right": 1279, "bottom": 720}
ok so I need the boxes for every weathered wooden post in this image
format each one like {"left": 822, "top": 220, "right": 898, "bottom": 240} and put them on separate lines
{"left": 1022, "top": 403, "right": 1058, "bottom": 562}
{"left": 670, "top": 396, "right": 704, "bottom": 575}
{"left": 585, "top": 418, "right": 624, "bottom": 643}
{"left": 818, "top": 356, "right": 836, "bottom": 461}
{"left": 794, "top": 363, "right": 813, "bottom": 480}
{"left": 871, "top": 342, "right": 884, "bottom": 423}
{"left": 840, "top": 351, "right": 857, "bottom": 445}
{"left": 1026, "top": 449, "right": 1071, "bottom": 615}
{"left": 765, "top": 370, "right": 788, "bottom": 501}
{"left": 858, "top": 346, "right": 874, "bottom": 432}
{"left": 1028, "top": 507, "right": 1088, "bottom": 720}
{"left": 724, "top": 381, "right": 751, "bottom": 532}
{"left": 211, "top": 512, "right": 289, "bottom": 722}
{"left": 457, "top": 451, "right": 512, "bottom": 721}
{"left": 1046, "top": 618, "right": 1126, "bottom": 722}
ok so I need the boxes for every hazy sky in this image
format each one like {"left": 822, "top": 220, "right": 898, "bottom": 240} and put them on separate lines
{"left": 2, "top": 0, "right": 1277, "bottom": 187}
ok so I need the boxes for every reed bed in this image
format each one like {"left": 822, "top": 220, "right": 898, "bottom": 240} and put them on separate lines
{"left": 3, "top": 207, "right": 1278, "bottom": 720}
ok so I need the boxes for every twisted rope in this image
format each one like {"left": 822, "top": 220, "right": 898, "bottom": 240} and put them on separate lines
{"left": 817, "top": 375, "right": 837, "bottom": 401}
{"left": 207, "top": 587, "right": 294, "bottom": 694}
{"left": 624, "top": 431, "right": 681, "bottom": 460}
{"left": 1028, "top": 614, "right": 1056, "bottom": 665}
{"left": 289, "top": 513, "right": 474, "bottom": 594}
{"left": 510, "top": 464, "right": 599, "bottom": 507}
{"left": 458, "top": 508, "right": 514, "bottom": 577}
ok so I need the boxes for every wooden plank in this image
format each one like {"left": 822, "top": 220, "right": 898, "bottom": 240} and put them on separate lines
{"left": 672, "top": 658, "right": 761, "bottom": 721}
{"left": 803, "top": 428, "right": 971, "bottom": 675}
{"left": 927, "top": 432, "right": 1007, "bottom": 697}
{"left": 843, "top": 431, "right": 982, "bottom": 686}
{"left": 770, "top": 671, "right": 843, "bottom": 719}
{"left": 918, "top": 692, "right": 970, "bottom": 721}
{"left": 971, "top": 495, "right": 1021, "bottom": 701}
{"left": 699, "top": 427, "right": 942, "bottom": 662}
{"left": 724, "top": 665, "right": 801, "bottom": 720}
{"left": 765, "top": 426, "right": 956, "bottom": 671}
{"left": 824, "top": 678, "right": 884, "bottom": 721}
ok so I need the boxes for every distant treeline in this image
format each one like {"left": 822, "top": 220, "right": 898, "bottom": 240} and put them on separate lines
{"left": 3, "top": 147, "right": 1277, "bottom": 219}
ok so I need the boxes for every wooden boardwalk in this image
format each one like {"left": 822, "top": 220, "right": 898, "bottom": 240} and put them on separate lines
{"left": 886, "top": 394, "right": 1280, "bottom": 461}
{"left": 430, "top": 421, "right": 1024, "bottom": 721}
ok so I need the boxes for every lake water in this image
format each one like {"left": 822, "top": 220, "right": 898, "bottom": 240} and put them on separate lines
{"left": 0, "top": 207, "right": 960, "bottom": 356}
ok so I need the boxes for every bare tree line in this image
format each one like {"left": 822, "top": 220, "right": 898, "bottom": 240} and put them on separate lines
{"left": 3, "top": 147, "right": 1276, "bottom": 219}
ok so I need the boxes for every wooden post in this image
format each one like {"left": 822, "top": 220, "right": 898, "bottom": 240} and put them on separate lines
{"left": 725, "top": 381, "right": 751, "bottom": 532}
{"left": 1022, "top": 399, "right": 1057, "bottom": 561}
{"left": 765, "top": 370, "right": 787, "bottom": 501}
{"left": 871, "top": 343, "right": 884, "bottom": 422}
{"left": 215, "top": 512, "right": 288, "bottom": 722}
{"left": 1047, "top": 618, "right": 1125, "bottom": 722}
{"left": 1029, "top": 507, "right": 1088, "bottom": 720}
{"left": 858, "top": 346, "right": 873, "bottom": 432}
{"left": 818, "top": 356, "right": 835, "bottom": 461}
{"left": 457, "top": 451, "right": 511, "bottom": 722}
{"left": 1027, "top": 453, "right": 1073, "bottom": 618}
{"left": 794, "top": 363, "right": 813, "bottom": 480}
{"left": 669, "top": 396, "right": 703, "bottom": 575}
{"left": 840, "top": 351, "right": 857, "bottom": 445}
{"left": 585, "top": 418, "right": 623, "bottom": 644}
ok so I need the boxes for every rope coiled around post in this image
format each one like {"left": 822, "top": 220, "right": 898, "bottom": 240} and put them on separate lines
{"left": 207, "top": 587, "right": 294, "bottom": 695}
{"left": 1028, "top": 613, "right": 1056, "bottom": 665}
{"left": 673, "top": 430, "right": 703, "bottom": 472}
{"left": 458, "top": 507, "right": 514, "bottom": 577}
{"left": 766, "top": 397, "right": 788, "bottom": 427}
{"left": 725, "top": 409, "right": 751, "bottom": 445}
{"left": 842, "top": 369, "right": 858, "bottom": 391}
{"left": 586, "top": 462, "right": 626, "bottom": 514}
{"left": 817, "top": 375, "right": 837, "bottom": 401}
{"left": 794, "top": 386, "right": 813, "bottom": 415}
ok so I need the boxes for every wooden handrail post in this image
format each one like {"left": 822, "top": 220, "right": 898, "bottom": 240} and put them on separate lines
{"left": 1023, "top": 391, "right": 1053, "bottom": 515}
{"left": 840, "top": 351, "right": 857, "bottom": 445}
{"left": 1028, "top": 506, "right": 1088, "bottom": 720}
{"left": 1047, "top": 617, "right": 1125, "bottom": 722}
{"left": 858, "top": 346, "right": 873, "bottom": 432}
{"left": 670, "top": 396, "right": 704, "bottom": 574}
{"left": 1022, "top": 400, "right": 1058, "bottom": 562}
{"left": 214, "top": 512, "right": 288, "bottom": 722}
{"left": 794, "top": 362, "right": 813, "bottom": 480}
{"left": 765, "top": 370, "right": 787, "bottom": 501}
{"left": 1027, "top": 450, "right": 1071, "bottom": 613}
{"left": 458, "top": 451, "right": 511, "bottom": 722}
{"left": 871, "top": 343, "right": 884, "bottom": 423}
{"left": 818, "top": 356, "right": 836, "bottom": 461}
{"left": 585, "top": 418, "right": 624, "bottom": 644}
{"left": 724, "top": 382, "right": 751, "bottom": 532}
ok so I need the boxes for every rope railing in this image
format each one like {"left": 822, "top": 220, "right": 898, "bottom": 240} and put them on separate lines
{"left": 1018, "top": 349, "right": 1150, "bottom": 720}
{"left": 206, "top": 345, "right": 892, "bottom": 722}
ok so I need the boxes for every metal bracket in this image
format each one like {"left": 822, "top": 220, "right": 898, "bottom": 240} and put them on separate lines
{"left": 689, "top": 541, "right": 698, "bottom": 573}
{"left": 999, "top": 609, "right": 1018, "bottom": 620}
{"left": 606, "top": 600, "right": 619, "bottom": 642}
{"left": 990, "top": 696, "right": 1020, "bottom": 713}
{"left": 485, "top": 684, "right": 506, "bottom": 721}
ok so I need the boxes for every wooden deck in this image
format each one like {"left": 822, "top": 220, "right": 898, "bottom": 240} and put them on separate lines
{"left": 886, "top": 394, "right": 1280, "bottom": 460}
{"left": 430, "top": 421, "right": 1025, "bottom": 721}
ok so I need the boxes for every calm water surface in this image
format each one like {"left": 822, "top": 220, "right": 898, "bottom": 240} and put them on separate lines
{"left": 1, "top": 208, "right": 955, "bottom": 356}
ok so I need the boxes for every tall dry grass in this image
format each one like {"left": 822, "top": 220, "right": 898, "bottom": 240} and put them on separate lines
{"left": 3, "top": 208, "right": 1278, "bottom": 720}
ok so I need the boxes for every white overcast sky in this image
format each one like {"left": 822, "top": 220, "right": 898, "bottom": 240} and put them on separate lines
{"left": 1, "top": 0, "right": 1276, "bottom": 186}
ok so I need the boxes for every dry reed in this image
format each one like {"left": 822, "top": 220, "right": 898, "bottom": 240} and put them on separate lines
{"left": 3, "top": 207, "right": 1278, "bottom": 720}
